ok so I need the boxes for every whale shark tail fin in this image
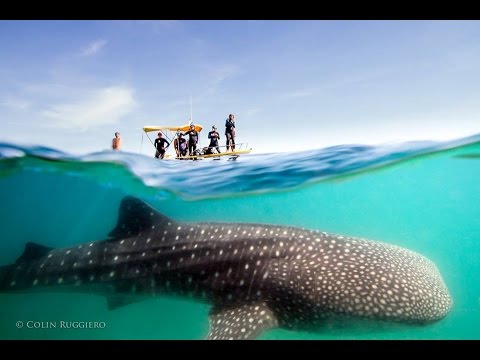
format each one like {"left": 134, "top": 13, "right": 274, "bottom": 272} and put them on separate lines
{"left": 108, "top": 196, "right": 176, "bottom": 241}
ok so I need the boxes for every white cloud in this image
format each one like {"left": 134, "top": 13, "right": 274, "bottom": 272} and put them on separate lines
{"left": 42, "top": 86, "right": 136, "bottom": 130}
{"left": 81, "top": 39, "right": 108, "bottom": 57}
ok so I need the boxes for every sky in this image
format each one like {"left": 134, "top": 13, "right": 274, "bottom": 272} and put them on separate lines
{"left": 1, "top": 20, "right": 480, "bottom": 155}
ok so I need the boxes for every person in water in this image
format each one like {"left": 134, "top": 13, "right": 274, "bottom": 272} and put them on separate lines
{"left": 154, "top": 132, "right": 170, "bottom": 159}
{"left": 112, "top": 132, "right": 121, "bottom": 150}
{"left": 225, "top": 114, "right": 235, "bottom": 151}
{"left": 173, "top": 132, "right": 188, "bottom": 157}
{"left": 184, "top": 124, "right": 199, "bottom": 156}
{"left": 207, "top": 125, "right": 221, "bottom": 154}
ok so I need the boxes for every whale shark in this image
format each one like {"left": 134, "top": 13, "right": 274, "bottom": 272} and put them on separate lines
{"left": 0, "top": 196, "right": 452, "bottom": 339}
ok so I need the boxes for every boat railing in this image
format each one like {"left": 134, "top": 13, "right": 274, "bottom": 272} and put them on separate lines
{"left": 201, "top": 142, "right": 250, "bottom": 153}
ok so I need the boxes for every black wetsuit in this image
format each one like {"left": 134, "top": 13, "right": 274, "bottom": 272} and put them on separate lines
{"left": 208, "top": 130, "right": 221, "bottom": 154}
{"left": 154, "top": 137, "right": 170, "bottom": 159}
{"left": 184, "top": 130, "right": 199, "bottom": 155}
{"left": 225, "top": 119, "right": 235, "bottom": 151}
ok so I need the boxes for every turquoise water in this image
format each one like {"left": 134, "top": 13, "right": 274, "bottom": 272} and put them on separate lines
{"left": 0, "top": 136, "right": 479, "bottom": 339}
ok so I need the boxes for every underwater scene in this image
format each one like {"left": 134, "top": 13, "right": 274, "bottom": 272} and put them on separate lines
{"left": 0, "top": 135, "right": 479, "bottom": 340}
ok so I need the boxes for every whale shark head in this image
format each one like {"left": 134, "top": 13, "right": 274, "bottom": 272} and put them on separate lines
{"left": 384, "top": 246, "right": 452, "bottom": 323}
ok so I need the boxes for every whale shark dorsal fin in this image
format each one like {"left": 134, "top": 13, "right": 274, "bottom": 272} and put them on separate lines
{"left": 16, "top": 242, "right": 54, "bottom": 263}
{"left": 108, "top": 196, "right": 175, "bottom": 240}
{"left": 207, "top": 302, "right": 279, "bottom": 340}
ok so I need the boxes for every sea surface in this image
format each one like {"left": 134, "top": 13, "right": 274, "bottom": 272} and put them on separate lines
{"left": 0, "top": 135, "right": 479, "bottom": 339}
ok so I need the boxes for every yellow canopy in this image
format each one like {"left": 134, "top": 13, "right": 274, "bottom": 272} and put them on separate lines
{"left": 143, "top": 124, "right": 203, "bottom": 133}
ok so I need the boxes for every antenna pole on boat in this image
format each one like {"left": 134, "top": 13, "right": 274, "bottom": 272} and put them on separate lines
{"left": 189, "top": 92, "right": 193, "bottom": 123}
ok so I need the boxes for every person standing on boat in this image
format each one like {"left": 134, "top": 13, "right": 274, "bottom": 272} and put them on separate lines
{"left": 154, "top": 132, "right": 170, "bottom": 159}
{"left": 184, "top": 124, "right": 199, "bottom": 156}
{"left": 225, "top": 114, "right": 235, "bottom": 151}
{"left": 174, "top": 132, "right": 188, "bottom": 157}
{"left": 112, "top": 132, "right": 121, "bottom": 150}
{"left": 208, "top": 125, "right": 221, "bottom": 154}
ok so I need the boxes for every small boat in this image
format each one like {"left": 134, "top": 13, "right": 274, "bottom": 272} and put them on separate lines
{"left": 141, "top": 123, "right": 252, "bottom": 160}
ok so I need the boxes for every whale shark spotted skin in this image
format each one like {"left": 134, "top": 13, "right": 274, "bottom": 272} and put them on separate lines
{"left": 0, "top": 196, "right": 452, "bottom": 339}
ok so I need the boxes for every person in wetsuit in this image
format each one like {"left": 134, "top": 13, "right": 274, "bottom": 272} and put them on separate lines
{"left": 207, "top": 125, "right": 221, "bottom": 154}
{"left": 225, "top": 113, "right": 235, "bottom": 151}
{"left": 154, "top": 132, "right": 170, "bottom": 159}
{"left": 173, "top": 133, "right": 188, "bottom": 157}
{"left": 184, "top": 124, "right": 199, "bottom": 156}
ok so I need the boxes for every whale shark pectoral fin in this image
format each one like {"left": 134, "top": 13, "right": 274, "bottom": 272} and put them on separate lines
{"left": 207, "top": 302, "right": 279, "bottom": 340}
{"left": 107, "top": 196, "right": 175, "bottom": 240}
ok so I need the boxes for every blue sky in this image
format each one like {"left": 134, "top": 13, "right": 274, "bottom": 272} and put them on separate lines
{"left": 1, "top": 20, "right": 480, "bottom": 155}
